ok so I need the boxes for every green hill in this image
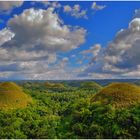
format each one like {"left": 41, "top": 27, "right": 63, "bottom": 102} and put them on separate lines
{"left": 0, "top": 82, "right": 32, "bottom": 109}
{"left": 91, "top": 82, "right": 140, "bottom": 108}
{"left": 80, "top": 81, "right": 102, "bottom": 90}
{"left": 45, "top": 82, "right": 65, "bottom": 89}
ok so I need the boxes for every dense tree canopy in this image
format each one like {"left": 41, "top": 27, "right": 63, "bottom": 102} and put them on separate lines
{"left": 0, "top": 81, "right": 140, "bottom": 139}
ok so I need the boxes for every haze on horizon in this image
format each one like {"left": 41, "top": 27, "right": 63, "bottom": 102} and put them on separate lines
{"left": 0, "top": 1, "right": 140, "bottom": 80}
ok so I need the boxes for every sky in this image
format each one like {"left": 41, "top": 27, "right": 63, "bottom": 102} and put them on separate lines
{"left": 1, "top": 1, "right": 140, "bottom": 80}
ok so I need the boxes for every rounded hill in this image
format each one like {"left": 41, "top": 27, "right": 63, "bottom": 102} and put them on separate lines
{"left": 91, "top": 83, "right": 140, "bottom": 108}
{"left": 45, "top": 82, "right": 65, "bottom": 89}
{"left": 80, "top": 82, "right": 102, "bottom": 91}
{"left": 0, "top": 82, "right": 32, "bottom": 109}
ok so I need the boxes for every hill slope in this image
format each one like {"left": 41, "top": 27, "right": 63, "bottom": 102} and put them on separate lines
{"left": 45, "top": 82, "right": 65, "bottom": 89}
{"left": 0, "top": 82, "right": 32, "bottom": 109}
{"left": 92, "top": 83, "right": 140, "bottom": 108}
{"left": 80, "top": 82, "right": 102, "bottom": 90}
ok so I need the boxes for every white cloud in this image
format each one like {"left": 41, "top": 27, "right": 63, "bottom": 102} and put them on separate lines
{"left": 122, "top": 65, "right": 140, "bottom": 77}
{"left": 80, "top": 44, "right": 101, "bottom": 57}
{"left": 134, "top": 9, "right": 140, "bottom": 19}
{"left": 0, "top": 1, "right": 23, "bottom": 12}
{"left": 88, "top": 73, "right": 113, "bottom": 79}
{"left": 51, "top": 2, "right": 61, "bottom": 8}
{"left": 71, "top": 54, "right": 76, "bottom": 58}
{"left": 63, "top": 4, "right": 87, "bottom": 19}
{"left": 91, "top": 2, "right": 106, "bottom": 11}
{"left": 0, "top": 7, "right": 86, "bottom": 79}
{"left": 7, "top": 8, "right": 86, "bottom": 52}
{"left": 81, "top": 15, "right": 140, "bottom": 78}
{"left": 41, "top": 1, "right": 61, "bottom": 9}
{"left": 64, "top": 5, "right": 72, "bottom": 12}
{"left": 79, "top": 44, "right": 101, "bottom": 65}
{"left": 0, "top": 58, "right": 83, "bottom": 80}
{"left": 0, "top": 28, "right": 14, "bottom": 46}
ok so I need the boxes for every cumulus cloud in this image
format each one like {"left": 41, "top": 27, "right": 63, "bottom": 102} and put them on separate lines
{"left": 81, "top": 15, "right": 140, "bottom": 78}
{"left": 122, "top": 65, "right": 140, "bottom": 77}
{"left": 41, "top": 1, "right": 61, "bottom": 9}
{"left": 7, "top": 8, "right": 86, "bottom": 52}
{"left": 0, "top": 28, "right": 14, "bottom": 46}
{"left": 63, "top": 4, "right": 87, "bottom": 19}
{"left": 64, "top": 5, "right": 71, "bottom": 12}
{"left": 80, "top": 44, "right": 101, "bottom": 57}
{"left": 51, "top": 1, "right": 61, "bottom": 9}
{"left": 91, "top": 2, "right": 106, "bottom": 11}
{"left": 103, "top": 18, "right": 140, "bottom": 69}
{"left": 134, "top": 9, "right": 140, "bottom": 19}
{"left": 0, "top": 1, "right": 23, "bottom": 12}
{"left": 0, "top": 7, "right": 86, "bottom": 79}
{"left": 0, "top": 58, "right": 82, "bottom": 80}
{"left": 79, "top": 44, "right": 101, "bottom": 65}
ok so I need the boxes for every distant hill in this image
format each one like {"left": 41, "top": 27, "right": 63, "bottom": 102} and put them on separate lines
{"left": 80, "top": 82, "right": 102, "bottom": 91}
{"left": 91, "top": 83, "right": 140, "bottom": 108}
{"left": 0, "top": 82, "right": 32, "bottom": 109}
{"left": 45, "top": 82, "right": 65, "bottom": 89}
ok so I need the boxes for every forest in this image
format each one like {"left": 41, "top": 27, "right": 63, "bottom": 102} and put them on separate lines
{"left": 0, "top": 81, "right": 140, "bottom": 139}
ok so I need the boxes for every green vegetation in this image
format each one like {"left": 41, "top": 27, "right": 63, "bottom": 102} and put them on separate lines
{"left": 45, "top": 82, "right": 65, "bottom": 89}
{"left": 0, "top": 82, "right": 32, "bottom": 109}
{"left": 0, "top": 81, "right": 140, "bottom": 138}
{"left": 80, "top": 81, "right": 102, "bottom": 90}
{"left": 92, "top": 83, "right": 140, "bottom": 108}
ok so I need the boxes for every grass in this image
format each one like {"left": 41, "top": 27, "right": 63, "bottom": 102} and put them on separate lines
{"left": 92, "top": 82, "right": 140, "bottom": 108}
{"left": 0, "top": 82, "right": 32, "bottom": 109}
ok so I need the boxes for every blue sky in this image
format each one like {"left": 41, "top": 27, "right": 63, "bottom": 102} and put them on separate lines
{"left": 1, "top": 1, "right": 140, "bottom": 80}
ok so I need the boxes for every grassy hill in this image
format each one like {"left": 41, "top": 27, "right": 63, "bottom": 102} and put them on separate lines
{"left": 92, "top": 82, "right": 140, "bottom": 108}
{"left": 0, "top": 82, "right": 32, "bottom": 109}
{"left": 80, "top": 81, "right": 102, "bottom": 91}
{"left": 45, "top": 82, "right": 65, "bottom": 89}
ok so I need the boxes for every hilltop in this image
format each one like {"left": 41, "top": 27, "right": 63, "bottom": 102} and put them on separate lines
{"left": 80, "top": 81, "right": 102, "bottom": 91}
{"left": 45, "top": 82, "right": 65, "bottom": 89}
{"left": 0, "top": 82, "right": 32, "bottom": 109}
{"left": 92, "top": 82, "right": 140, "bottom": 108}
